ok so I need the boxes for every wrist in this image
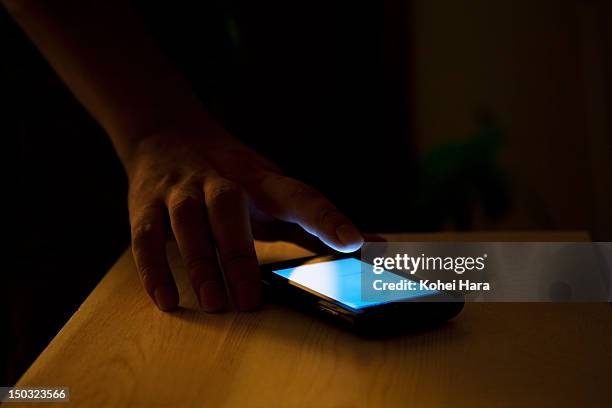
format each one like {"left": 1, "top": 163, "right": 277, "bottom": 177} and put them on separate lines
{"left": 110, "top": 102, "right": 217, "bottom": 177}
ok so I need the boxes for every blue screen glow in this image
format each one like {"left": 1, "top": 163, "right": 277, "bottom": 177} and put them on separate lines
{"left": 272, "top": 258, "right": 439, "bottom": 310}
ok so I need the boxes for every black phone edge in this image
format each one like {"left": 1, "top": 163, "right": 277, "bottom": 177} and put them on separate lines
{"left": 260, "top": 254, "right": 465, "bottom": 335}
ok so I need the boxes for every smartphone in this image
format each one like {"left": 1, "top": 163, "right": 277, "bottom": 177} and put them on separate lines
{"left": 261, "top": 254, "right": 464, "bottom": 334}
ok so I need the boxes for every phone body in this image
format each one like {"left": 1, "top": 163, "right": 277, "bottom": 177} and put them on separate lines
{"left": 261, "top": 253, "right": 464, "bottom": 334}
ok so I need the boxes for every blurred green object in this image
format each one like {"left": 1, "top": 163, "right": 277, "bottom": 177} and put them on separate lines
{"left": 414, "top": 114, "right": 509, "bottom": 230}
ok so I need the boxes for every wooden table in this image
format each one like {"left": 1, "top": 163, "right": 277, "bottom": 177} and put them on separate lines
{"left": 12, "top": 232, "right": 612, "bottom": 407}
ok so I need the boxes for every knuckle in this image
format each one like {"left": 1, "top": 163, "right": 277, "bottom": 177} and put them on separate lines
{"left": 288, "top": 181, "right": 320, "bottom": 204}
{"left": 206, "top": 179, "right": 243, "bottom": 207}
{"left": 182, "top": 171, "right": 207, "bottom": 186}
{"left": 168, "top": 192, "right": 201, "bottom": 218}
{"left": 156, "top": 171, "right": 182, "bottom": 193}
{"left": 137, "top": 264, "right": 155, "bottom": 282}
{"left": 128, "top": 183, "right": 158, "bottom": 211}
{"left": 315, "top": 206, "right": 340, "bottom": 227}
{"left": 131, "top": 220, "right": 156, "bottom": 247}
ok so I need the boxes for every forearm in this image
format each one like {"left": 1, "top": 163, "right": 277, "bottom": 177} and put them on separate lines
{"left": 3, "top": 0, "right": 205, "bottom": 164}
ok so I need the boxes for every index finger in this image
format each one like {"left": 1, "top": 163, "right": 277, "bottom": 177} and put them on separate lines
{"left": 249, "top": 173, "right": 363, "bottom": 253}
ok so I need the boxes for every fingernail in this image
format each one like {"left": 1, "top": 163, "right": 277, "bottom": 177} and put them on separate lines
{"left": 199, "top": 281, "right": 227, "bottom": 312}
{"left": 235, "top": 281, "right": 261, "bottom": 311}
{"left": 154, "top": 285, "right": 178, "bottom": 311}
{"left": 336, "top": 224, "right": 364, "bottom": 252}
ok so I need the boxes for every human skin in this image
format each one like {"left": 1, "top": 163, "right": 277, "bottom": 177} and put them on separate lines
{"left": 4, "top": 0, "right": 364, "bottom": 312}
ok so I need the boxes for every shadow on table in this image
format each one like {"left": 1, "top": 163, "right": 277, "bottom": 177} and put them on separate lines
{"left": 167, "top": 302, "right": 467, "bottom": 348}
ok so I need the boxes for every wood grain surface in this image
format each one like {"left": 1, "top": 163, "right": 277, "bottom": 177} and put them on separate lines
{"left": 10, "top": 232, "right": 612, "bottom": 407}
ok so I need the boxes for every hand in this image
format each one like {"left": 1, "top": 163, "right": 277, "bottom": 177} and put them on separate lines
{"left": 125, "top": 114, "right": 364, "bottom": 312}
{"left": 3, "top": 0, "right": 364, "bottom": 313}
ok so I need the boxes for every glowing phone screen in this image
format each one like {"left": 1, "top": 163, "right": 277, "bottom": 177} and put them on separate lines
{"left": 272, "top": 258, "right": 438, "bottom": 309}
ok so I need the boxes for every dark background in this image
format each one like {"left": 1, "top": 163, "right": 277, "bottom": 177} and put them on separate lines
{"left": 3, "top": 0, "right": 611, "bottom": 386}
{"left": 3, "top": 10, "right": 129, "bottom": 383}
